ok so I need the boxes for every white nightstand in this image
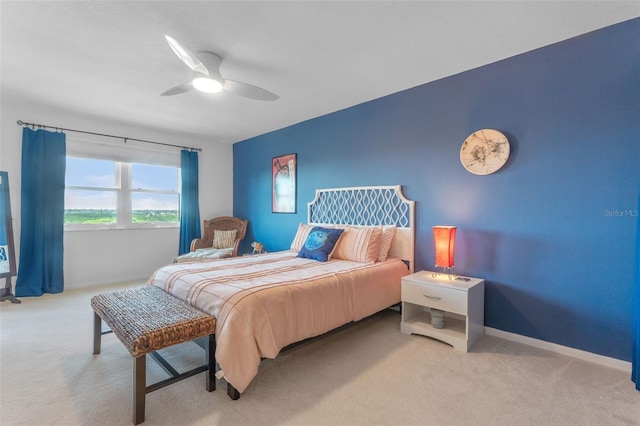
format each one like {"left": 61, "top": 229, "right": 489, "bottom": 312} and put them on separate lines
{"left": 400, "top": 271, "right": 485, "bottom": 352}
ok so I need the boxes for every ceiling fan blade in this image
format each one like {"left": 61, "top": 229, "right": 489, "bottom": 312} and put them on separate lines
{"left": 164, "top": 35, "right": 209, "bottom": 75}
{"left": 224, "top": 80, "right": 279, "bottom": 101}
{"left": 161, "top": 82, "right": 194, "bottom": 96}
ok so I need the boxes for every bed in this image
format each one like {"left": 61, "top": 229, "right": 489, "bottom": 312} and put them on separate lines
{"left": 147, "top": 185, "right": 415, "bottom": 396}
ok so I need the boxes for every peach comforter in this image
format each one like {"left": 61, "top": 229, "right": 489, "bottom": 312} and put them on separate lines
{"left": 147, "top": 251, "right": 408, "bottom": 393}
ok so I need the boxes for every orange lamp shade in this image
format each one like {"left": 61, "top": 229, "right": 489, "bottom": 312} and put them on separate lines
{"left": 433, "top": 226, "right": 456, "bottom": 268}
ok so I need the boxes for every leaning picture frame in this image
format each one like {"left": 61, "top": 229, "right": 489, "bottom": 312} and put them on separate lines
{"left": 272, "top": 153, "right": 297, "bottom": 213}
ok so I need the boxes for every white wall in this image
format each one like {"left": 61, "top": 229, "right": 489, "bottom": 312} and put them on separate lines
{"left": 0, "top": 100, "right": 233, "bottom": 290}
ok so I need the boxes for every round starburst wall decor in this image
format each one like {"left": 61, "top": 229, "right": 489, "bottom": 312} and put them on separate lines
{"left": 460, "top": 129, "right": 510, "bottom": 175}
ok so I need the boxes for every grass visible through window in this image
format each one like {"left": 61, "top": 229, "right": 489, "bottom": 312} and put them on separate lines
{"left": 64, "top": 209, "right": 178, "bottom": 224}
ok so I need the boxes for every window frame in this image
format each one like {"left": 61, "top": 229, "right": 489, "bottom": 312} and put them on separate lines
{"left": 64, "top": 155, "right": 181, "bottom": 231}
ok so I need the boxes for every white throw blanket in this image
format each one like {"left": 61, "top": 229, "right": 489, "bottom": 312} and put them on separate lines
{"left": 173, "top": 247, "right": 234, "bottom": 263}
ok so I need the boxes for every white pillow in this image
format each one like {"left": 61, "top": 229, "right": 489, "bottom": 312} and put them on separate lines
{"left": 290, "top": 223, "right": 315, "bottom": 252}
{"left": 377, "top": 226, "right": 396, "bottom": 262}
{"left": 332, "top": 225, "right": 382, "bottom": 264}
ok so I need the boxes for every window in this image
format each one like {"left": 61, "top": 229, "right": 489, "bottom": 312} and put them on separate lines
{"left": 65, "top": 157, "right": 180, "bottom": 229}
{"left": 130, "top": 163, "right": 179, "bottom": 224}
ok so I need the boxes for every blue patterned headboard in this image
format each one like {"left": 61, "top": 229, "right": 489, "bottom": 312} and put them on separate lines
{"left": 307, "top": 185, "right": 415, "bottom": 272}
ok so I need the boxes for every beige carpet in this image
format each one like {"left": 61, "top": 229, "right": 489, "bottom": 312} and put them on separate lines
{"left": 1, "top": 281, "right": 639, "bottom": 426}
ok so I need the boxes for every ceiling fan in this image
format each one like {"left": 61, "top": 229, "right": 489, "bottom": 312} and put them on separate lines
{"left": 161, "top": 35, "right": 279, "bottom": 101}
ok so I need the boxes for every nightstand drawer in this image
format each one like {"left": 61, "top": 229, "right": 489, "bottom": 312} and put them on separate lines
{"left": 402, "top": 281, "right": 467, "bottom": 315}
{"left": 401, "top": 271, "right": 484, "bottom": 352}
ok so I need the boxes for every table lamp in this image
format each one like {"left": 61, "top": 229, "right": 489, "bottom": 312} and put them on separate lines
{"left": 433, "top": 225, "right": 456, "bottom": 279}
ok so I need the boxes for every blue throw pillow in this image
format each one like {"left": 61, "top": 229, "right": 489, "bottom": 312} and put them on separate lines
{"left": 297, "top": 227, "right": 344, "bottom": 262}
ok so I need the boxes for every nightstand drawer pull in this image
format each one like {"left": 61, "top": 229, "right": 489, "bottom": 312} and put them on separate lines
{"left": 423, "top": 294, "right": 442, "bottom": 301}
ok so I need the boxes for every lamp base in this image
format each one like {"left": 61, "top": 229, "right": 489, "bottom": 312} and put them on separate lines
{"left": 430, "top": 309, "right": 445, "bottom": 329}
{"left": 432, "top": 266, "right": 455, "bottom": 280}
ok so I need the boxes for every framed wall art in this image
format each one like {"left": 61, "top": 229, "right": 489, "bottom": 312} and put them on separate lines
{"left": 272, "top": 153, "right": 297, "bottom": 213}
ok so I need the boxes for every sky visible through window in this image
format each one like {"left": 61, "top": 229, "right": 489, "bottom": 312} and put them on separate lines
{"left": 66, "top": 157, "right": 115, "bottom": 189}
{"left": 65, "top": 157, "right": 178, "bottom": 212}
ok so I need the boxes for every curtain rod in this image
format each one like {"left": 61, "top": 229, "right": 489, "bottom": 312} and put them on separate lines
{"left": 16, "top": 120, "right": 202, "bottom": 152}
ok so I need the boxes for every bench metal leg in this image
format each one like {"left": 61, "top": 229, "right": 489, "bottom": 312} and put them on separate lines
{"left": 206, "top": 334, "right": 216, "bottom": 392}
{"left": 93, "top": 312, "right": 102, "bottom": 354}
{"left": 132, "top": 336, "right": 215, "bottom": 423}
{"left": 133, "top": 355, "right": 146, "bottom": 424}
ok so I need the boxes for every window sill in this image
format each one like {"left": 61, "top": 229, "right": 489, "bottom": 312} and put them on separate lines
{"left": 64, "top": 223, "right": 180, "bottom": 232}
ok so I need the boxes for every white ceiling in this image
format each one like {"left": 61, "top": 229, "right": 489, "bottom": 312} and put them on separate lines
{"left": 2, "top": 1, "right": 638, "bottom": 144}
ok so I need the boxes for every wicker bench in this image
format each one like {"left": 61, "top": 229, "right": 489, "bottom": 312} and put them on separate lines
{"left": 91, "top": 286, "right": 217, "bottom": 424}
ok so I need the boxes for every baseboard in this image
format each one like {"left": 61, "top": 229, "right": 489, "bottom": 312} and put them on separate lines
{"left": 484, "top": 327, "right": 632, "bottom": 373}
{"left": 64, "top": 278, "right": 148, "bottom": 292}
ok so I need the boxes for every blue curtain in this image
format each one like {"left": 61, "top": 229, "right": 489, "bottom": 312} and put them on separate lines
{"left": 178, "top": 149, "right": 200, "bottom": 255}
{"left": 15, "top": 128, "right": 66, "bottom": 297}
{"left": 633, "top": 188, "right": 640, "bottom": 391}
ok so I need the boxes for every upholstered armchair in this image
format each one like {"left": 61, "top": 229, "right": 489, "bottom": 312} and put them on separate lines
{"left": 190, "top": 216, "right": 248, "bottom": 258}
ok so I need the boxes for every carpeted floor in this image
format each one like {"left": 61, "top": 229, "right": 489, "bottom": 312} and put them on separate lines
{"left": 1, "top": 281, "right": 638, "bottom": 426}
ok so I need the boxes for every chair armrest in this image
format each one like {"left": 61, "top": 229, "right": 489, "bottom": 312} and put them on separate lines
{"left": 231, "top": 240, "right": 241, "bottom": 257}
{"left": 190, "top": 238, "right": 211, "bottom": 252}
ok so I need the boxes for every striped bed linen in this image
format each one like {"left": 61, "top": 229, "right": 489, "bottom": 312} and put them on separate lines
{"left": 147, "top": 250, "right": 408, "bottom": 393}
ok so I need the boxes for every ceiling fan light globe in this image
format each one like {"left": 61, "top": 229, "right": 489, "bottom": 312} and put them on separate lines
{"left": 192, "top": 77, "right": 223, "bottom": 93}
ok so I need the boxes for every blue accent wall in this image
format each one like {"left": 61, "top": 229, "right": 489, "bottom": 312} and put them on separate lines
{"left": 234, "top": 18, "right": 640, "bottom": 361}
